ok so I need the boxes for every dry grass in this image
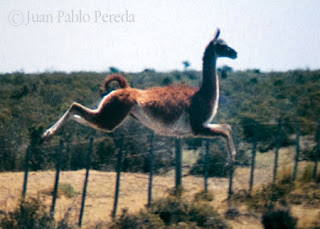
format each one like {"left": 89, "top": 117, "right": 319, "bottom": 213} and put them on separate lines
{"left": 0, "top": 170, "right": 213, "bottom": 227}
{"left": 292, "top": 206, "right": 320, "bottom": 228}
{"left": 0, "top": 144, "right": 319, "bottom": 228}
{"left": 0, "top": 170, "right": 258, "bottom": 228}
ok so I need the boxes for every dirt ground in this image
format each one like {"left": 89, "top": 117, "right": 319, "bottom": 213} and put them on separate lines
{"left": 0, "top": 146, "right": 318, "bottom": 228}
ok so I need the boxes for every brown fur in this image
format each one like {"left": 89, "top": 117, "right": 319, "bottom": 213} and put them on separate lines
{"left": 100, "top": 74, "right": 130, "bottom": 97}
{"left": 138, "top": 84, "right": 197, "bottom": 124}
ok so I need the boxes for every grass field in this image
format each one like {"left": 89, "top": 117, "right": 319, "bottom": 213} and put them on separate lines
{"left": 0, "top": 145, "right": 319, "bottom": 228}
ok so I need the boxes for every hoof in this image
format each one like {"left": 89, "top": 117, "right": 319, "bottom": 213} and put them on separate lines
{"left": 41, "top": 130, "right": 53, "bottom": 141}
{"left": 224, "top": 157, "right": 234, "bottom": 169}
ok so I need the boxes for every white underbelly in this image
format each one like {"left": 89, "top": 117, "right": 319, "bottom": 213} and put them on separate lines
{"left": 131, "top": 106, "right": 193, "bottom": 136}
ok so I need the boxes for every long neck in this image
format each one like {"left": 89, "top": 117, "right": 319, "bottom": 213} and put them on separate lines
{"left": 200, "top": 51, "right": 219, "bottom": 101}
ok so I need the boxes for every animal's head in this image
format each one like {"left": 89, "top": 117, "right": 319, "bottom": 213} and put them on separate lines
{"left": 206, "top": 28, "right": 237, "bottom": 59}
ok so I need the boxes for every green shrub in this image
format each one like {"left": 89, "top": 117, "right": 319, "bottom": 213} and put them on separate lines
{"left": 148, "top": 192, "right": 229, "bottom": 228}
{"left": 190, "top": 139, "right": 229, "bottom": 178}
{"left": 92, "top": 136, "right": 117, "bottom": 171}
{"left": 113, "top": 189, "right": 229, "bottom": 228}
{"left": 205, "top": 215, "right": 230, "bottom": 229}
{"left": 224, "top": 207, "right": 240, "bottom": 220}
{"left": 262, "top": 207, "right": 297, "bottom": 229}
{"left": 299, "top": 163, "right": 320, "bottom": 183}
{"left": 0, "top": 198, "right": 55, "bottom": 229}
{"left": 231, "top": 166, "right": 320, "bottom": 212}
{"left": 247, "top": 182, "right": 294, "bottom": 211}
{"left": 58, "top": 183, "right": 76, "bottom": 198}
{"left": 0, "top": 198, "right": 75, "bottom": 229}
{"left": 111, "top": 208, "right": 165, "bottom": 229}
{"left": 167, "top": 186, "right": 185, "bottom": 198}
{"left": 149, "top": 196, "right": 189, "bottom": 225}
{"left": 56, "top": 217, "right": 75, "bottom": 229}
{"left": 249, "top": 167, "right": 296, "bottom": 210}
{"left": 41, "top": 183, "right": 76, "bottom": 199}
{"left": 189, "top": 202, "right": 220, "bottom": 227}
{"left": 194, "top": 190, "right": 214, "bottom": 202}
{"left": 229, "top": 189, "right": 251, "bottom": 204}
{"left": 231, "top": 166, "right": 320, "bottom": 209}
{"left": 241, "top": 169, "right": 295, "bottom": 211}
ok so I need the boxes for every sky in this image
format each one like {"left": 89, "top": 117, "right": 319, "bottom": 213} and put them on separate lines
{"left": 0, "top": 0, "right": 319, "bottom": 73}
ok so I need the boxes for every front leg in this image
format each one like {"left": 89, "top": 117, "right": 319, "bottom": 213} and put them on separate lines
{"left": 194, "top": 123, "right": 237, "bottom": 164}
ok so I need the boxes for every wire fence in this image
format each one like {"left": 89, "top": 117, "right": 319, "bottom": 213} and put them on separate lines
{"left": 2, "top": 118, "right": 320, "bottom": 227}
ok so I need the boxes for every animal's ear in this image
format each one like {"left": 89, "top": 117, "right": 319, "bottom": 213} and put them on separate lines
{"left": 213, "top": 28, "right": 220, "bottom": 41}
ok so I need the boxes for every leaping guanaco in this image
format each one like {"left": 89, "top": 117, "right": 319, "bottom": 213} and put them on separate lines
{"left": 42, "top": 28, "right": 238, "bottom": 163}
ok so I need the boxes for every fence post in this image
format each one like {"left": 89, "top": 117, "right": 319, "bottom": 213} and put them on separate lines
{"left": 249, "top": 139, "right": 257, "bottom": 194}
{"left": 228, "top": 124, "right": 238, "bottom": 200}
{"left": 204, "top": 139, "right": 210, "bottom": 193}
{"left": 148, "top": 132, "right": 154, "bottom": 208}
{"left": 22, "top": 146, "right": 31, "bottom": 200}
{"left": 51, "top": 139, "right": 63, "bottom": 218}
{"left": 228, "top": 164, "right": 234, "bottom": 199}
{"left": 112, "top": 135, "right": 124, "bottom": 219}
{"left": 79, "top": 137, "right": 94, "bottom": 227}
{"left": 292, "top": 122, "right": 301, "bottom": 181}
{"left": 313, "top": 121, "right": 320, "bottom": 182}
{"left": 20, "top": 146, "right": 32, "bottom": 228}
{"left": 175, "top": 138, "right": 182, "bottom": 189}
{"left": 273, "top": 118, "right": 282, "bottom": 183}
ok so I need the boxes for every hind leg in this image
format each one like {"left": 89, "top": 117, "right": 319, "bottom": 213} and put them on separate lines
{"left": 42, "top": 102, "right": 99, "bottom": 140}
{"left": 42, "top": 91, "right": 135, "bottom": 140}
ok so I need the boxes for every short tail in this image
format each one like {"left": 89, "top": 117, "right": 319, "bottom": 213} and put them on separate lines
{"left": 100, "top": 74, "right": 130, "bottom": 97}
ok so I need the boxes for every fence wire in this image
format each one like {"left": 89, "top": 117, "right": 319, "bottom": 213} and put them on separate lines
{"left": 1, "top": 119, "right": 320, "bottom": 226}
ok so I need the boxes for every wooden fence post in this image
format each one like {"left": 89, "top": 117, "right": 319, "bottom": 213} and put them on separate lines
{"left": 292, "top": 122, "right": 301, "bottom": 181}
{"left": 204, "top": 139, "right": 210, "bottom": 193}
{"left": 249, "top": 139, "right": 257, "bottom": 194}
{"left": 175, "top": 138, "right": 182, "bottom": 189}
{"left": 22, "top": 146, "right": 31, "bottom": 200}
{"left": 228, "top": 164, "right": 234, "bottom": 199}
{"left": 313, "top": 121, "right": 320, "bottom": 182}
{"left": 50, "top": 139, "right": 63, "bottom": 218}
{"left": 79, "top": 137, "right": 94, "bottom": 227}
{"left": 273, "top": 119, "right": 282, "bottom": 183}
{"left": 228, "top": 124, "right": 238, "bottom": 200}
{"left": 148, "top": 132, "right": 154, "bottom": 208}
{"left": 111, "top": 136, "right": 124, "bottom": 219}
{"left": 20, "top": 146, "right": 32, "bottom": 228}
